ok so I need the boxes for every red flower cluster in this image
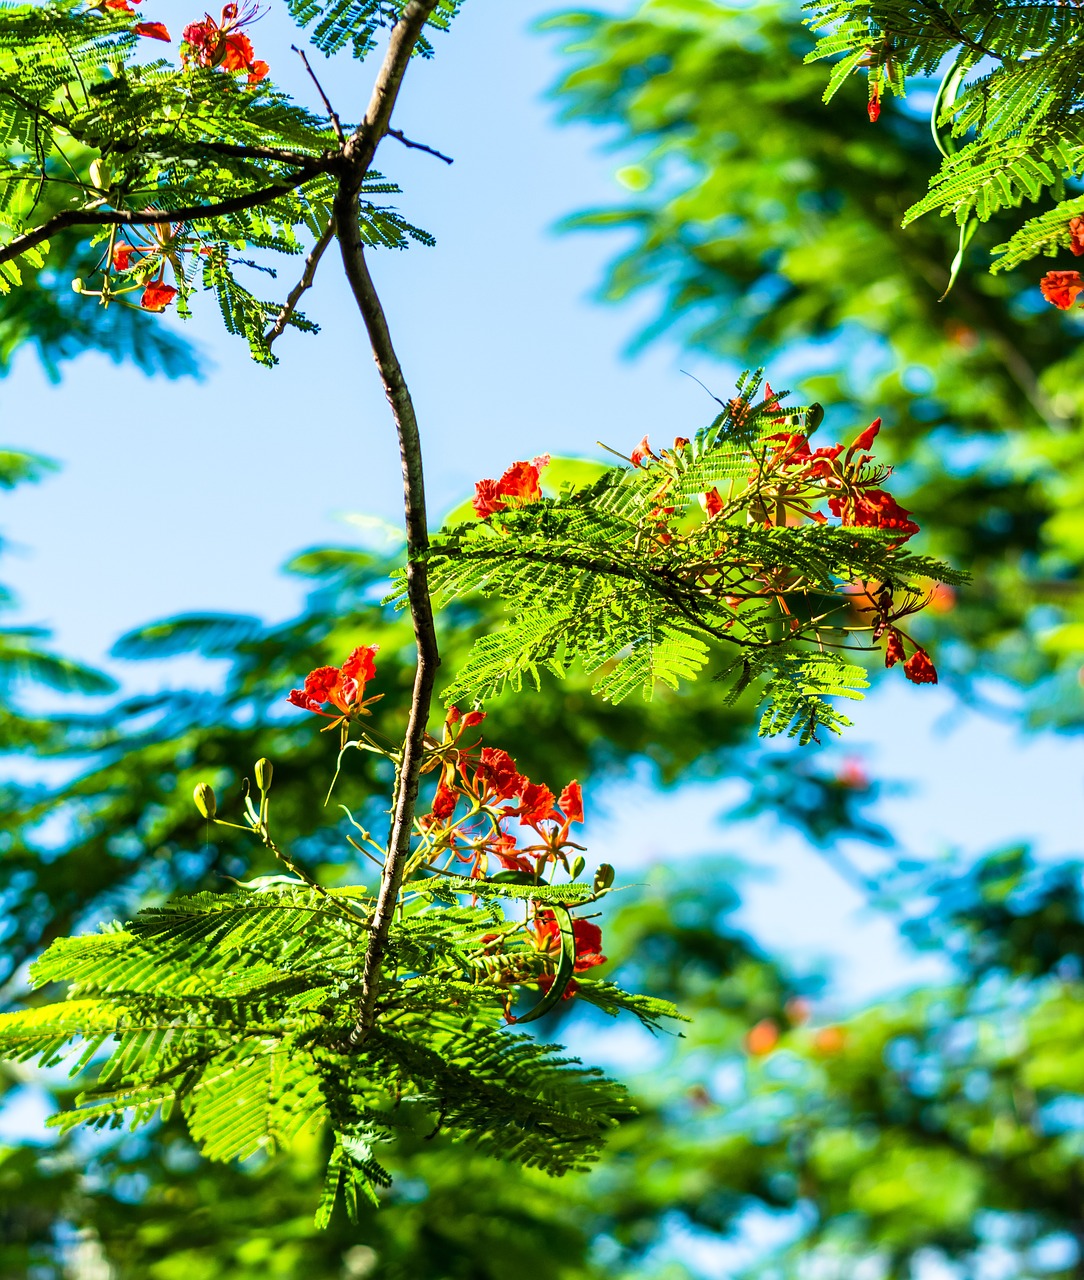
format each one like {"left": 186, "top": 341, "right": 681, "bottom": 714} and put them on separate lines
{"left": 182, "top": 3, "right": 268, "bottom": 83}
{"left": 107, "top": 221, "right": 204, "bottom": 312}
{"left": 287, "top": 645, "right": 382, "bottom": 726}
{"left": 1041, "top": 270, "right": 1084, "bottom": 310}
{"left": 418, "top": 708, "right": 585, "bottom": 882}
{"left": 472, "top": 455, "right": 550, "bottom": 518}
{"left": 1070, "top": 216, "right": 1084, "bottom": 257}
{"left": 766, "top": 416, "right": 920, "bottom": 542}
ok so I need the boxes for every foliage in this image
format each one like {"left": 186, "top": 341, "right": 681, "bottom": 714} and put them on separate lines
{"left": 0, "top": 0, "right": 1011, "bottom": 1255}
{"left": 547, "top": 0, "right": 1084, "bottom": 727}
{"left": 429, "top": 380, "right": 958, "bottom": 741}
{"left": 804, "top": 0, "right": 1084, "bottom": 281}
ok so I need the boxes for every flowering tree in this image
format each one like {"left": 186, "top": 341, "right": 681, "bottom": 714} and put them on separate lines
{"left": 0, "top": 0, "right": 957, "bottom": 1221}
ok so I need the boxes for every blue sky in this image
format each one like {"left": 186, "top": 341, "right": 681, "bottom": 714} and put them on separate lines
{"left": 1, "top": 0, "right": 1082, "bottom": 1010}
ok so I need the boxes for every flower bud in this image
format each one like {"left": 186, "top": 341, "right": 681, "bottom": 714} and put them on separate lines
{"left": 89, "top": 157, "right": 110, "bottom": 190}
{"left": 254, "top": 758, "right": 273, "bottom": 792}
{"left": 193, "top": 782, "right": 217, "bottom": 820}
{"left": 805, "top": 402, "right": 825, "bottom": 431}
{"left": 570, "top": 855, "right": 586, "bottom": 881}
{"left": 593, "top": 863, "right": 615, "bottom": 893}
{"left": 71, "top": 278, "right": 84, "bottom": 294}
{"left": 463, "top": 710, "right": 486, "bottom": 727}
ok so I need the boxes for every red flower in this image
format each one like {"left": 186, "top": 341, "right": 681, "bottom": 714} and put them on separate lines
{"left": 341, "top": 644, "right": 378, "bottom": 686}
{"left": 1070, "top": 216, "right": 1084, "bottom": 257}
{"left": 140, "top": 280, "right": 178, "bottom": 311}
{"left": 630, "top": 435, "right": 655, "bottom": 467}
{"left": 431, "top": 778, "right": 458, "bottom": 822}
{"left": 462, "top": 710, "right": 486, "bottom": 728}
{"left": 903, "top": 648, "right": 937, "bottom": 685}
{"left": 182, "top": 4, "right": 268, "bottom": 83}
{"left": 105, "top": 0, "right": 139, "bottom": 9}
{"left": 846, "top": 417, "right": 881, "bottom": 463}
{"left": 499, "top": 458, "right": 546, "bottom": 502}
{"left": 112, "top": 244, "right": 137, "bottom": 271}
{"left": 472, "top": 478, "right": 505, "bottom": 518}
{"left": 883, "top": 629, "right": 906, "bottom": 668}
{"left": 476, "top": 747, "right": 525, "bottom": 801}
{"left": 472, "top": 456, "right": 548, "bottom": 518}
{"left": 533, "top": 911, "right": 606, "bottom": 998}
{"left": 557, "top": 780, "right": 583, "bottom": 825}
{"left": 1041, "top": 270, "right": 1084, "bottom": 310}
{"left": 829, "top": 489, "right": 919, "bottom": 540}
{"left": 512, "top": 780, "right": 556, "bottom": 826}
{"left": 700, "top": 487, "right": 724, "bottom": 518}
{"left": 287, "top": 645, "right": 379, "bottom": 717}
{"left": 868, "top": 83, "right": 881, "bottom": 123}
{"left": 133, "top": 20, "right": 171, "bottom": 38}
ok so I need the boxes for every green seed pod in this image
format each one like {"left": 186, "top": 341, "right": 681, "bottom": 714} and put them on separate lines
{"left": 254, "top": 758, "right": 273, "bottom": 792}
{"left": 193, "top": 782, "right": 217, "bottom": 820}
{"left": 805, "top": 402, "right": 825, "bottom": 432}
{"left": 593, "top": 863, "right": 615, "bottom": 893}
{"left": 570, "top": 855, "right": 586, "bottom": 881}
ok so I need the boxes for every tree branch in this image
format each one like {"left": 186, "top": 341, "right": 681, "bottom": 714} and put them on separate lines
{"left": 338, "top": 233, "right": 440, "bottom": 1047}
{"left": 264, "top": 215, "right": 336, "bottom": 350}
{"left": 0, "top": 166, "right": 326, "bottom": 265}
{"left": 334, "top": 0, "right": 443, "bottom": 1046}
{"left": 387, "top": 128, "right": 453, "bottom": 165}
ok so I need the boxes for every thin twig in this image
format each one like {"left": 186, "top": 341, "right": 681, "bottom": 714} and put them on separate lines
{"left": 264, "top": 215, "right": 336, "bottom": 349}
{"left": 387, "top": 128, "right": 453, "bottom": 165}
{"left": 0, "top": 166, "right": 327, "bottom": 266}
{"left": 293, "top": 45, "right": 344, "bottom": 144}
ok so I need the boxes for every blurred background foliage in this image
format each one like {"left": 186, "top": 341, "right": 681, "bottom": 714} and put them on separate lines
{"left": 4, "top": 0, "right": 1084, "bottom": 1276}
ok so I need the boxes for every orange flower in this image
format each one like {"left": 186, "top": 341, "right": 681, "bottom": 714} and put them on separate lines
{"left": 182, "top": 4, "right": 269, "bottom": 83}
{"left": 140, "top": 280, "right": 178, "bottom": 311}
{"left": 813, "top": 1025, "right": 848, "bottom": 1054}
{"left": 745, "top": 1018, "right": 780, "bottom": 1056}
{"left": 112, "top": 244, "right": 138, "bottom": 271}
{"left": 700, "top": 487, "right": 724, "bottom": 518}
{"left": 829, "top": 488, "right": 919, "bottom": 540}
{"left": 472, "top": 456, "right": 548, "bottom": 518}
{"left": 630, "top": 435, "right": 655, "bottom": 467}
{"left": 903, "top": 647, "right": 937, "bottom": 685}
{"left": 883, "top": 628, "right": 906, "bottom": 668}
{"left": 475, "top": 747, "right": 526, "bottom": 802}
{"left": 133, "top": 20, "right": 171, "bottom": 38}
{"left": 1070, "top": 216, "right": 1084, "bottom": 257}
{"left": 1041, "top": 270, "right": 1084, "bottom": 310}
{"left": 287, "top": 645, "right": 380, "bottom": 717}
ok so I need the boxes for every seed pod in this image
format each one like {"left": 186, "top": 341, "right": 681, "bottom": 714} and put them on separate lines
{"left": 254, "top": 758, "right": 273, "bottom": 792}
{"left": 593, "top": 863, "right": 615, "bottom": 893}
{"left": 570, "top": 855, "right": 586, "bottom": 881}
{"left": 193, "top": 782, "right": 217, "bottom": 820}
{"left": 805, "top": 402, "right": 825, "bottom": 432}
